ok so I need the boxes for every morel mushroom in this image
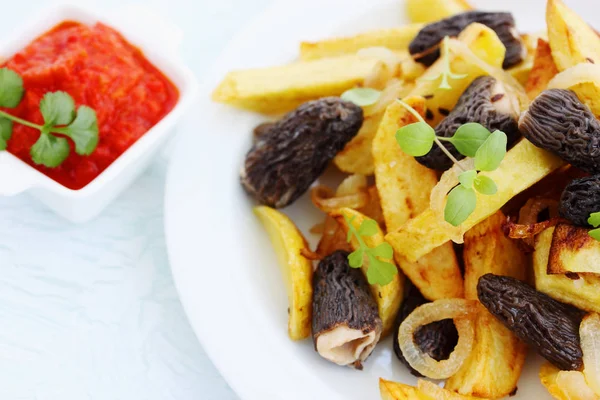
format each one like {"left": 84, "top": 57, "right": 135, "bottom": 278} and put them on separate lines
{"left": 417, "top": 76, "right": 521, "bottom": 171}
{"left": 478, "top": 274, "right": 585, "bottom": 371}
{"left": 393, "top": 283, "right": 458, "bottom": 377}
{"left": 409, "top": 11, "right": 525, "bottom": 69}
{"left": 312, "top": 251, "right": 382, "bottom": 370}
{"left": 520, "top": 89, "right": 600, "bottom": 175}
{"left": 560, "top": 175, "right": 600, "bottom": 226}
{"left": 241, "top": 98, "right": 363, "bottom": 208}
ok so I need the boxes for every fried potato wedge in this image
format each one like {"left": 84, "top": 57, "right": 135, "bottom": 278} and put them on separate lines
{"left": 334, "top": 80, "right": 413, "bottom": 175}
{"left": 212, "top": 55, "right": 384, "bottom": 114}
{"left": 373, "top": 96, "right": 463, "bottom": 300}
{"left": 548, "top": 63, "right": 600, "bottom": 119}
{"left": 445, "top": 212, "right": 527, "bottom": 399}
{"left": 548, "top": 224, "right": 600, "bottom": 275}
{"left": 508, "top": 33, "right": 545, "bottom": 86}
{"left": 540, "top": 362, "right": 598, "bottom": 400}
{"left": 331, "top": 208, "right": 404, "bottom": 337}
{"left": 409, "top": 23, "right": 526, "bottom": 125}
{"left": 526, "top": 39, "right": 559, "bottom": 99}
{"left": 300, "top": 25, "right": 422, "bottom": 61}
{"left": 386, "top": 140, "right": 565, "bottom": 262}
{"left": 405, "top": 0, "right": 473, "bottom": 24}
{"left": 534, "top": 227, "right": 600, "bottom": 313}
{"left": 379, "top": 379, "right": 480, "bottom": 400}
{"left": 546, "top": 0, "right": 600, "bottom": 72}
{"left": 254, "top": 206, "right": 313, "bottom": 340}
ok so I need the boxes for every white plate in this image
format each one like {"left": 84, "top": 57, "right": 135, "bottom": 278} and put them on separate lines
{"left": 165, "top": 0, "right": 592, "bottom": 399}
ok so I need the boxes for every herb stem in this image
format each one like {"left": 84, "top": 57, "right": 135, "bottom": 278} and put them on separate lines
{"left": 346, "top": 217, "right": 368, "bottom": 250}
{"left": 434, "top": 136, "right": 466, "bottom": 171}
{"left": 396, "top": 99, "right": 427, "bottom": 124}
{"left": 0, "top": 110, "right": 43, "bottom": 131}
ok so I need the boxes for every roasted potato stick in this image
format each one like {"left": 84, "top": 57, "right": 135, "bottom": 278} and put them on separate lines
{"left": 300, "top": 25, "right": 422, "bottom": 61}
{"left": 547, "top": 0, "right": 600, "bottom": 72}
{"left": 445, "top": 212, "right": 527, "bottom": 399}
{"left": 334, "top": 80, "right": 412, "bottom": 175}
{"left": 540, "top": 362, "right": 598, "bottom": 400}
{"left": 548, "top": 224, "right": 600, "bottom": 275}
{"left": 535, "top": 227, "right": 600, "bottom": 313}
{"left": 526, "top": 39, "right": 559, "bottom": 99}
{"left": 373, "top": 96, "right": 462, "bottom": 300}
{"left": 212, "top": 55, "right": 384, "bottom": 114}
{"left": 386, "top": 140, "right": 565, "bottom": 262}
{"left": 379, "top": 379, "right": 480, "bottom": 400}
{"left": 548, "top": 63, "right": 600, "bottom": 119}
{"left": 409, "top": 24, "right": 526, "bottom": 125}
{"left": 254, "top": 206, "right": 313, "bottom": 340}
{"left": 405, "top": 0, "right": 473, "bottom": 24}
{"left": 508, "top": 33, "right": 544, "bottom": 86}
{"left": 331, "top": 208, "right": 404, "bottom": 337}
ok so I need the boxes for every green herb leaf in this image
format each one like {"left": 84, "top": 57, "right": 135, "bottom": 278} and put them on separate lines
{"left": 474, "top": 130, "right": 507, "bottom": 172}
{"left": 590, "top": 228, "right": 600, "bottom": 241}
{"left": 358, "top": 219, "right": 379, "bottom": 237}
{"left": 30, "top": 132, "right": 70, "bottom": 168}
{"left": 474, "top": 175, "right": 498, "bottom": 195}
{"left": 449, "top": 123, "right": 491, "bottom": 157}
{"left": 396, "top": 122, "right": 436, "bottom": 156}
{"left": 341, "top": 88, "right": 381, "bottom": 107}
{"left": 422, "top": 36, "right": 467, "bottom": 91}
{"left": 40, "top": 91, "right": 76, "bottom": 126}
{"left": 348, "top": 249, "right": 364, "bottom": 268}
{"left": 60, "top": 106, "right": 99, "bottom": 155}
{"left": 0, "top": 68, "right": 24, "bottom": 108}
{"left": 444, "top": 185, "right": 477, "bottom": 227}
{"left": 371, "top": 242, "right": 393, "bottom": 259}
{"left": 458, "top": 170, "right": 477, "bottom": 189}
{"left": 366, "top": 255, "right": 398, "bottom": 286}
{"left": 588, "top": 212, "right": 600, "bottom": 228}
{"left": 0, "top": 117, "right": 13, "bottom": 150}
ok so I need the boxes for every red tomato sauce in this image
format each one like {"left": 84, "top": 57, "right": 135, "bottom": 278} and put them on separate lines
{"left": 3, "top": 22, "right": 179, "bottom": 189}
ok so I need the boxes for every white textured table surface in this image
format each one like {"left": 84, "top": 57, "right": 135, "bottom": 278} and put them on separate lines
{"left": 0, "top": 0, "right": 271, "bottom": 398}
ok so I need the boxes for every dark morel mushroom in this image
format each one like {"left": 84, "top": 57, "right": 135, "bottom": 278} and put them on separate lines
{"left": 241, "top": 98, "right": 363, "bottom": 208}
{"left": 409, "top": 11, "right": 524, "bottom": 69}
{"left": 519, "top": 89, "right": 600, "bottom": 175}
{"left": 417, "top": 76, "right": 521, "bottom": 171}
{"left": 560, "top": 175, "right": 600, "bottom": 226}
{"left": 312, "top": 250, "right": 382, "bottom": 370}
{"left": 393, "top": 283, "right": 458, "bottom": 377}
{"left": 478, "top": 274, "right": 585, "bottom": 371}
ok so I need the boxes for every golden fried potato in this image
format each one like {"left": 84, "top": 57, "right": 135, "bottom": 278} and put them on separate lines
{"left": 405, "top": 0, "right": 473, "bottom": 23}
{"left": 379, "top": 379, "right": 480, "bottom": 400}
{"left": 331, "top": 208, "right": 404, "bottom": 337}
{"left": 254, "top": 206, "right": 313, "bottom": 340}
{"left": 386, "top": 140, "right": 565, "bottom": 262}
{"left": 546, "top": 0, "right": 600, "bottom": 71}
{"left": 507, "top": 33, "right": 543, "bottom": 86}
{"left": 525, "top": 39, "right": 559, "bottom": 99}
{"left": 212, "top": 55, "right": 384, "bottom": 114}
{"left": 548, "top": 63, "right": 600, "bottom": 119}
{"left": 445, "top": 212, "right": 527, "bottom": 399}
{"left": 372, "top": 96, "right": 463, "bottom": 300}
{"left": 300, "top": 25, "right": 422, "bottom": 61}
{"left": 540, "top": 362, "right": 597, "bottom": 400}
{"left": 534, "top": 227, "right": 600, "bottom": 313}
{"left": 334, "top": 80, "right": 413, "bottom": 175}
{"left": 409, "top": 23, "right": 525, "bottom": 126}
{"left": 548, "top": 224, "right": 600, "bottom": 274}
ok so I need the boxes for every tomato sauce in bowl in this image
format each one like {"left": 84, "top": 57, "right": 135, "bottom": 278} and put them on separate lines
{"left": 3, "top": 22, "right": 179, "bottom": 190}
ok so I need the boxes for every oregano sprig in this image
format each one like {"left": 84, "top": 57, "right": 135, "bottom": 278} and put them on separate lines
{"left": 395, "top": 100, "right": 508, "bottom": 227}
{"left": 422, "top": 36, "right": 468, "bottom": 90}
{"left": 343, "top": 214, "right": 397, "bottom": 286}
{"left": 0, "top": 68, "right": 98, "bottom": 168}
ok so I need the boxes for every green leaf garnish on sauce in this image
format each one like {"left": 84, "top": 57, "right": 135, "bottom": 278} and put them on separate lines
{"left": 0, "top": 68, "right": 24, "bottom": 108}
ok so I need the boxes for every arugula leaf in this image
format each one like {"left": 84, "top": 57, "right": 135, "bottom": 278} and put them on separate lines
{"left": 366, "top": 255, "right": 397, "bottom": 286}
{"left": 0, "top": 68, "right": 24, "bottom": 108}
{"left": 30, "top": 131, "right": 70, "bottom": 168}
{"left": 358, "top": 219, "right": 379, "bottom": 237}
{"left": 40, "top": 91, "right": 76, "bottom": 126}
{"left": 458, "top": 170, "right": 477, "bottom": 189}
{"left": 449, "top": 123, "right": 491, "bottom": 157}
{"left": 590, "top": 228, "right": 600, "bottom": 241}
{"left": 474, "top": 175, "right": 498, "bottom": 195}
{"left": 396, "top": 122, "right": 436, "bottom": 156}
{"left": 588, "top": 212, "right": 600, "bottom": 228}
{"left": 475, "top": 130, "right": 507, "bottom": 172}
{"left": 341, "top": 88, "right": 381, "bottom": 107}
{"left": 60, "top": 106, "right": 99, "bottom": 155}
{"left": 0, "top": 117, "right": 13, "bottom": 150}
{"left": 444, "top": 185, "right": 477, "bottom": 227}
{"left": 348, "top": 249, "right": 364, "bottom": 268}
{"left": 371, "top": 242, "right": 393, "bottom": 259}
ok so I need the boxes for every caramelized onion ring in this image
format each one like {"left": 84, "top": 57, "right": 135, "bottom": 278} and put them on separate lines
{"left": 311, "top": 186, "right": 369, "bottom": 213}
{"left": 503, "top": 217, "right": 566, "bottom": 240}
{"left": 581, "top": 313, "right": 600, "bottom": 397}
{"left": 398, "top": 299, "right": 478, "bottom": 379}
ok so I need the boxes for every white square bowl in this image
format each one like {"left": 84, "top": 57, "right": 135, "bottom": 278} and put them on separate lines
{"left": 0, "top": 3, "right": 198, "bottom": 222}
